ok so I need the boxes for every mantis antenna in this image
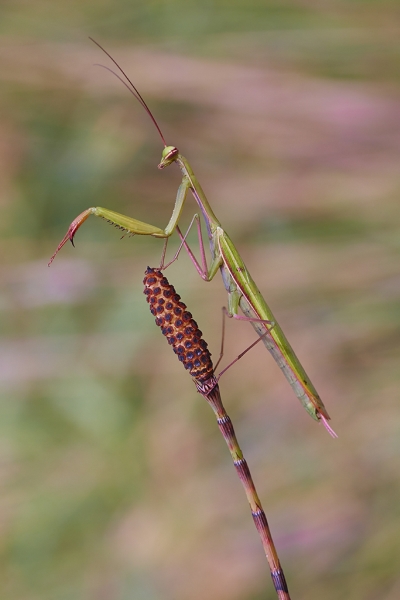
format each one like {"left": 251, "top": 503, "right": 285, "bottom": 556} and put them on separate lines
{"left": 89, "top": 36, "right": 167, "bottom": 146}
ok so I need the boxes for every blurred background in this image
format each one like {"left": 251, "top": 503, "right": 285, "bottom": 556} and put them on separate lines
{"left": 0, "top": 2, "right": 399, "bottom": 599}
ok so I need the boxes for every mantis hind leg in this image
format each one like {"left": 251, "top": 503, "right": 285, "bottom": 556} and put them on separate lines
{"left": 161, "top": 212, "right": 223, "bottom": 283}
{"left": 214, "top": 305, "right": 275, "bottom": 374}
{"left": 159, "top": 214, "right": 205, "bottom": 273}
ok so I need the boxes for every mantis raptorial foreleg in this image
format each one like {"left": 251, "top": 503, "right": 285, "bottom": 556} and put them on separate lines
{"left": 48, "top": 174, "right": 192, "bottom": 265}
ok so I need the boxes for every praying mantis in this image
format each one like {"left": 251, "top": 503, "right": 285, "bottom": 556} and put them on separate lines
{"left": 49, "top": 38, "right": 336, "bottom": 438}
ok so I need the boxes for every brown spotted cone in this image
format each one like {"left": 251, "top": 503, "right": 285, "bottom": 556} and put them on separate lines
{"left": 143, "top": 267, "right": 214, "bottom": 382}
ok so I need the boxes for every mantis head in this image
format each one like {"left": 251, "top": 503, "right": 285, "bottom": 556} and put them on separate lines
{"left": 158, "top": 146, "right": 179, "bottom": 169}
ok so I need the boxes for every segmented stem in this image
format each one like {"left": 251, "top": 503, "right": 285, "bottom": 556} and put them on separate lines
{"left": 198, "top": 378, "right": 290, "bottom": 599}
{"left": 144, "top": 267, "right": 291, "bottom": 600}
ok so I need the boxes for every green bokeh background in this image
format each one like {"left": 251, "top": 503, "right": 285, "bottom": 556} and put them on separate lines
{"left": 1, "top": 2, "right": 400, "bottom": 599}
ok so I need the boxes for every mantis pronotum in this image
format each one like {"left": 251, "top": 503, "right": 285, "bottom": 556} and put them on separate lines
{"left": 143, "top": 267, "right": 291, "bottom": 600}
{"left": 49, "top": 39, "right": 337, "bottom": 438}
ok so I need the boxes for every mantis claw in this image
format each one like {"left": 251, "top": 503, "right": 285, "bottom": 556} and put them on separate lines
{"left": 48, "top": 208, "right": 94, "bottom": 266}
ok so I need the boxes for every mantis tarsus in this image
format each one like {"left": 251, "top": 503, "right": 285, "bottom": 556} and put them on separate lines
{"left": 49, "top": 38, "right": 336, "bottom": 438}
{"left": 143, "top": 267, "right": 291, "bottom": 600}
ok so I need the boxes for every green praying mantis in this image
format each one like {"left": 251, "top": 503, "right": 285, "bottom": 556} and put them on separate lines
{"left": 49, "top": 38, "right": 336, "bottom": 438}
